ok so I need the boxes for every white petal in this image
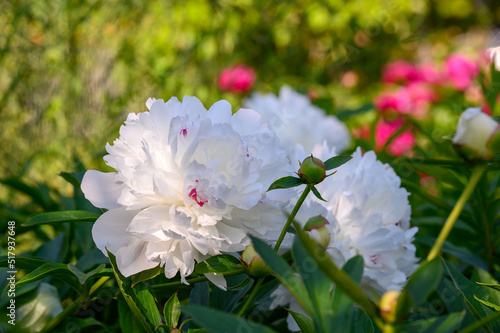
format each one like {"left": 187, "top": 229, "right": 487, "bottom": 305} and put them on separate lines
{"left": 81, "top": 170, "right": 124, "bottom": 209}
{"left": 208, "top": 100, "right": 232, "bottom": 124}
{"left": 92, "top": 207, "right": 137, "bottom": 255}
{"left": 204, "top": 272, "right": 227, "bottom": 290}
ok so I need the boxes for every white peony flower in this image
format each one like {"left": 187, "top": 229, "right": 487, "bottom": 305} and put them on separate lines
{"left": 243, "top": 86, "right": 351, "bottom": 157}
{"left": 487, "top": 46, "right": 500, "bottom": 71}
{"left": 452, "top": 107, "right": 500, "bottom": 159}
{"left": 272, "top": 147, "right": 419, "bottom": 330}
{"left": 82, "top": 96, "right": 294, "bottom": 283}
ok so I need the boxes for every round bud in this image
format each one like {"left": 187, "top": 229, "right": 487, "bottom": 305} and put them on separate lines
{"left": 304, "top": 216, "right": 331, "bottom": 249}
{"left": 298, "top": 155, "right": 326, "bottom": 184}
{"left": 379, "top": 290, "right": 402, "bottom": 323}
{"left": 240, "top": 244, "right": 272, "bottom": 278}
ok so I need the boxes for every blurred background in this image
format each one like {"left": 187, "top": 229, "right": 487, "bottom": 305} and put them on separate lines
{"left": 1, "top": 0, "right": 499, "bottom": 218}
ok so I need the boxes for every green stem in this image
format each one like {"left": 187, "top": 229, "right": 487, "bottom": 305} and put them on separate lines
{"left": 474, "top": 176, "right": 494, "bottom": 275}
{"left": 152, "top": 268, "right": 245, "bottom": 289}
{"left": 237, "top": 278, "right": 264, "bottom": 317}
{"left": 237, "top": 185, "right": 312, "bottom": 317}
{"left": 427, "top": 164, "right": 487, "bottom": 262}
{"left": 456, "top": 310, "right": 500, "bottom": 333}
{"left": 41, "top": 276, "right": 111, "bottom": 333}
{"left": 274, "top": 185, "right": 311, "bottom": 252}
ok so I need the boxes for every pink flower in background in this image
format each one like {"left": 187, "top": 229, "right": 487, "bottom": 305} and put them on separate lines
{"left": 218, "top": 65, "right": 256, "bottom": 93}
{"left": 416, "top": 63, "right": 443, "bottom": 85}
{"left": 444, "top": 54, "right": 479, "bottom": 91}
{"left": 374, "top": 88, "right": 412, "bottom": 114}
{"left": 375, "top": 119, "right": 416, "bottom": 156}
{"left": 382, "top": 61, "right": 420, "bottom": 84}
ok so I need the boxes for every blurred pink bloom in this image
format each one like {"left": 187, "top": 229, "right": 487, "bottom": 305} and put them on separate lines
{"left": 352, "top": 124, "right": 371, "bottom": 140}
{"left": 444, "top": 54, "right": 479, "bottom": 91}
{"left": 218, "top": 65, "right": 256, "bottom": 93}
{"left": 375, "top": 119, "right": 416, "bottom": 156}
{"left": 382, "top": 60, "right": 420, "bottom": 84}
{"left": 374, "top": 89, "right": 412, "bottom": 114}
{"left": 416, "top": 63, "right": 443, "bottom": 85}
{"left": 374, "top": 84, "right": 436, "bottom": 119}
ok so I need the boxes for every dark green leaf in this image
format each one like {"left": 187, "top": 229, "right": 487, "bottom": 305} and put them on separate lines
{"left": 0, "top": 257, "right": 48, "bottom": 271}
{"left": 350, "top": 306, "right": 374, "bottom": 333}
{"left": 193, "top": 254, "right": 241, "bottom": 275}
{"left": 182, "top": 305, "right": 279, "bottom": 333}
{"left": 310, "top": 185, "right": 326, "bottom": 201}
{"left": 59, "top": 171, "right": 82, "bottom": 188}
{"left": 164, "top": 292, "right": 181, "bottom": 329}
{"left": 474, "top": 295, "right": 500, "bottom": 312}
{"left": 443, "top": 259, "right": 498, "bottom": 332}
{"left": 397, "top": 312, "right": 465, "bottom": 333}
{"left": 405, "top": 258, "right": 443, "bottom": 307}
{"left": 15, "top": 262, "right": 83, "bottom": 293}
{"left": 324, "top": 155, "right": 352, "bottom": 170}
{"left": 403, "top": 163, "right": 465, "bottom": 188}
{"left": 67, "top": 263, "right": 106, "bottom": 285}
{"left": 292, "top": 236, "right": 332, "bottom": 332}
{"left": 476, "top": 282, "right": 500, "bottom": 293}
{"left": 23, "top": 210, "right": 99, "bottom": 226}
{"left": 134, "top": 283, "right": 164, "bottom": 330}
{"left": 131, "top": 265, "right": 162, "bottom": 287}
{"left": 107, "top": 250, "right": 155, "bottom": 333}
{"left": 250, "top": 235, "right": 313, "bottom": 312}
{"left": 331, "top": 256, "right": 365, "bottom": 333}
{"left": 287, "top": 309, "right": 315, "bottom": 333}
{"left": 267, "top": 176, "right": 304, "bottom": 191}
{"left": 118, "top": 299, "right": 145, "bottom": 333}
{"left": 0, "top": 177, "right": 50, "bottom": 209}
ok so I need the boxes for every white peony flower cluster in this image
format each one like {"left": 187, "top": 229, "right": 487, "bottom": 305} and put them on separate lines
{"left": 243, "top": 85, "right": 351, "bottom": 158}
{"left": 272, "top": 148, "right": 419, "bottom": 331}
{"left": 81, "top": 96, "right": 293, "bottom": 283}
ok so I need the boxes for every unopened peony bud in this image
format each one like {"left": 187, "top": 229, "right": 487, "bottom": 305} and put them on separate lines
{"left": 379, "top": 290, "right": 401, "bottom": 323}
{"left": 304, "top": 216, "right": 331, "bottom": 249}
{"left": 241, "top": 244, "right": 271, "bottom": 278}
{"left": 298, "top": 155, "right": 326, "bottom": 184}
{"left": 170, "top": 329, "right": 182, "bottom": 333}
{"left": 452, "top": 107, "right": 500, "bottom": 159}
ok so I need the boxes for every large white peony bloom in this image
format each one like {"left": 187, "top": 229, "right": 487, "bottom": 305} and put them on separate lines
{"left": 243, "top": 85, "right": 351, "bottom": 157}
{"left": 272, "top": 147, "right": 419, "bottom": 331}
{"left": 82, "top": 96, "right": 293, "bottom": 283}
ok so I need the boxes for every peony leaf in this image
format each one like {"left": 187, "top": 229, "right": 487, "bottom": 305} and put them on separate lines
{"left": 15, "top": 262, "right": 83, "bottom": 294}
{"left": 67, "top": 263, "right": 106, "bottom": 285}
{"left": 287, "top": 309, "right": 315, "bottom": 333}
{"left": 405, "top": 257, "right": 443, "bottom": 307}
{"left": 23, "top": 210, "right": 99, "bottom": 226}
{"left": 310, "top": 185, "right": 326, "bottom": 202}
{"left": 107, "top": 250, "right": 157, "bottom": 333}
{"left": 134, "top": 283, "right": 164, "bottom": 330}
{"left": 0, "top": 256, "right": 48, "bottom": 271}
{"left": 349, "top": 306, "right": 374, "bottom": 333}
{"left": 182, "top": 305, "right": 279, "bottom": 333}
{"left": 164, "top": 292, "right": 181, "bottom": 330}
{"left": 324, "top": 155, "right": 352, "bottom": 170}
{"left": 292, "top": 236, "right": 332, "bottom": 332}
{"left": 476, "top": 282, "right": 500, "bottom": 293}
{"left": 474, "top": 295, "right": 500, "bottom": 312}
{"left": 330, "top": 256, "right": 365, "bottom": 333}
{"left": 131, "top": 265, "right": 162, "bottom": 287}
{"left": 118, "top": 299, "right": 146, "bottom": 333}
{"left": 443, "top": 259, "right": 499, "bottom": 332}
{"left": 58, "top": 171, "right": 82, "bottom": 188}
{"left": 397, "top": 312, "right": 465, "bottom": 333}
{"left": 194, "top": 254, "right": 241, "bottom": 275}
{"left": 267, "top": 176, "right": 304, "bottom": 191}
{"left": 250, "top": 235, "right": 313, "bottom": 313}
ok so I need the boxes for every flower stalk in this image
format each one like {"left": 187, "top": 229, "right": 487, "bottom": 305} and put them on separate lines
{"left": 427, "top": 164, "right": 487, "bottom": 261}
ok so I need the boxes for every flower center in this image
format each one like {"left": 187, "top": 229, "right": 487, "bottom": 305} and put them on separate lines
{"left": 180, "top": 128, "right": 187, "bottom": 137}
{"left": 189, "top": 188, "right": 207, "bottom": 207}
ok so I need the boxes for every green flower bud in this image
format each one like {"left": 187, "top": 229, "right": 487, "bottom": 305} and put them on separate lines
{"left": 304, "top": 216, "right": 331, "bottom": 249}
{"left": 298, "top": 155, "right": 326, "bottom": 184}
{"left": 240, "top": 244, "right": 272, "bottom": 278}
{"left": 379, "top": 290, "right": 401, "bottom": 323}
